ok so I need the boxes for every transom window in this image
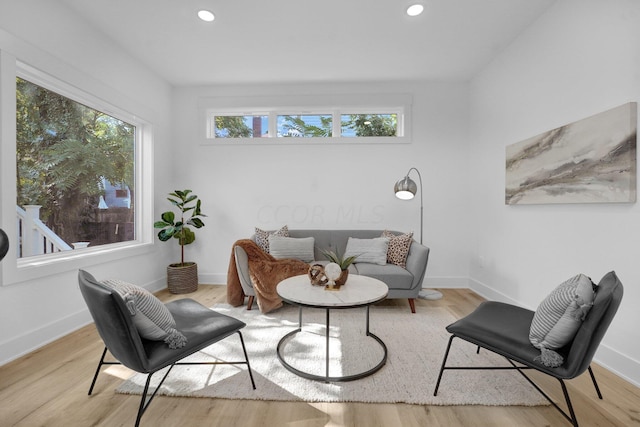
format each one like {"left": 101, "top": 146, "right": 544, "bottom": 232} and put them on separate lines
{"left": 203, "top": 94, "right": 410, "bottom": 144}
{"left": 210, "top": 112, "right": 400, "bottom": 140}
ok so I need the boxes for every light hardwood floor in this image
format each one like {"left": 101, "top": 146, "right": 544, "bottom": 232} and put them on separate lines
{"left": 1, "top": 286, "right": 639, "bottom": 427}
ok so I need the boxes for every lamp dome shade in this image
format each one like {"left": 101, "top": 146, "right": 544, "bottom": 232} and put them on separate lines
{"left": 0, "top": 228, "right": 8, "bottom": 261}
{"left": 394, "top": 176, "right": 417, "bottom": 200}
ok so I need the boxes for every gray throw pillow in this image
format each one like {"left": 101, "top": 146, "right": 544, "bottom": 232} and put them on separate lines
{"left": 101, "top": 279, "right": 187, "bottom": 349}
{"left": 344, "top": 237, "right": 390, "bottom": 266}
{"left": 268, "top": 235, "right": 315, "bottom": 262}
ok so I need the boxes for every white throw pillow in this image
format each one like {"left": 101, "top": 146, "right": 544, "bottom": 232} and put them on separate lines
{"left": 101, "top": 278, "right": 187, "bottom": 349}
{"left": 268, "top": 235, "right": 315, "bottom": 262}
{"left": 344, "top": 237, "right": 390, "bottom": 266}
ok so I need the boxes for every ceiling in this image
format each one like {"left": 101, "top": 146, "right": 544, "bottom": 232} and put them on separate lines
{"left": 60, "top": 0, "right": 556, "bottom": 87}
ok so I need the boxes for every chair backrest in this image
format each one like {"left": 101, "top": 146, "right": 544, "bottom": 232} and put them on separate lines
{"left": 78, "top": 269, "right": 149, "bottom": 373}
{"left": 561, "top": 270, "right": 623, "bottom": 378}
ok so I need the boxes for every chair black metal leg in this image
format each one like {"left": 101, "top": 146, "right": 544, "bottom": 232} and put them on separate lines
{"left": 88, "top": 346, "right": 123, "bottom": 395}
{"left": 558, "top": 378, "right": 579, "bottom": 427}
{"left": 588, "top": 365, "right": 603, "bottom": 399}
{"left": 237, "top": 331, "right": 256, "bottom": 389}
{"left": 433, "top": 335, "right": 455, "bottom": 396}
{"left": 135, "top": 365, "right": 175, "bottom": 427}
{"left": 88, "top": 346, "right": 108, "bottom": 395}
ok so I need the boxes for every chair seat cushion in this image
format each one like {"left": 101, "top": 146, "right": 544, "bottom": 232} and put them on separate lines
{"left": 142, "top": 299, "right": 247, "bottom": 372}
{"left": 353, "top": 263, "right": 414, "bottom": 289}
{"left": 446, "top": 301, "right": 573, "bottom": 377}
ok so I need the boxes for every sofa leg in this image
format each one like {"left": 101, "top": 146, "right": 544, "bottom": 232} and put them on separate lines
{"left": 247, "top": 295, "right": 254, "bottom": 310}
{"left": 408, "top": 298, "right": 416, "bottom": 313}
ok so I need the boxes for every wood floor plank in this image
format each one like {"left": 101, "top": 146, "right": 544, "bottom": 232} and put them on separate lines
{"left": 1, "top": 285, "right": 639, "bottom": 426}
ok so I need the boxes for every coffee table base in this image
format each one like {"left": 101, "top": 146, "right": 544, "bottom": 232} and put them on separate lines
{"left": 276, "top": 306, "right": 388, "bottom": 383}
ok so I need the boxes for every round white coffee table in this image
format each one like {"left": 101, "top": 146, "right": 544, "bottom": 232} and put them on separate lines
{"left": 276, "top": 274, "right": 388, "bottom": 382}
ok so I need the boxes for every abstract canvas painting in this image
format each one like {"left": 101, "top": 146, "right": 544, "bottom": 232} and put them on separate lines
{"left": 506, "top": 102, "right": 637, "bottom": 205}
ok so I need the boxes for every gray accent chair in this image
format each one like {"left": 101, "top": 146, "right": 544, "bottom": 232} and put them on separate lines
{"left": 78, "top": 270, "right": 256, "bottom": 427}
{"left": 234, "top": 229, "right": 430, "bottom": 313}
{"left": 433, "top": 271, "right": 623, "bottom": 427}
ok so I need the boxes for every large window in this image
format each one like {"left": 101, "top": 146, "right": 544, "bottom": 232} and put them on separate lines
{"left": 15, "top": 76, "right": 136, "bottom": 258}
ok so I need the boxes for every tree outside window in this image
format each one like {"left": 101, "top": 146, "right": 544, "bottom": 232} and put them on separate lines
{"left": 16, "top": 77, "right": 135, "bottom": 257}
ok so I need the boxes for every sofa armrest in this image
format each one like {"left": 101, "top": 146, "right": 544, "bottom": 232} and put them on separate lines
{"left": 234, "top": 246, "right": 255, "bottom": 296}
{"left": 404, "top": 241, "right": 430, "bottom": 290}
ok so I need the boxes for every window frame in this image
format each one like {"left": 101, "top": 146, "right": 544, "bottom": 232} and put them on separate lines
{"left": 199, "top": 93, "right": 412, "bottom": 145}
{"left": 1, "top": 55, "right": 154, "bottom": 286}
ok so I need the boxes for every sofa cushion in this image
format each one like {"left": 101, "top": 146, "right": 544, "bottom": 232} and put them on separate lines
{"left": 354, "top": 263, "right": 414, "bottom": 290}
{"left": 268, "top": 235, "right": 315, "bottom": 262}
{"left": 254, "top": 225, "right": 289, "bottom": 253}
{"left": 100, "top": 278, "right": 187, "bottom": 349}
{"left": 344, "top": 237, "right": 389, "bottom": 265}
{"left": 382, "top": 230, "right": 413, "bottom": 268}
{"left": 529, "top": 273, "right": 596, "bottom": 351}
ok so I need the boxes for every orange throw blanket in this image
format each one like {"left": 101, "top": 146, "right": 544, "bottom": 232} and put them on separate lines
{"left": 227, "top": 239, "right": 310, "bottom": 313}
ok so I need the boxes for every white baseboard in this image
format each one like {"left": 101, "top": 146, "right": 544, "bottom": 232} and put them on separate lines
{"left": 423, "top": 276, "right": 470, "bottom": 289}
{"left": 0, "top": 276, "right": 166, "bottom": 367}
{"left": 0, "top": 308, "right": 92, "bottom": 366}
{"left": 468, "top": 277, "right": 640, "bottom": 388}
{"left": 199, "top": 273, "right": 226, "bottom": 285}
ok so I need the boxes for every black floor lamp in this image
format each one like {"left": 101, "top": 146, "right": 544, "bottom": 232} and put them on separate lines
{"left": 394, "top": 167, "right": 442, "bottom": 300}
{"left": 0, "top": 228, "right": 8, "bottom": 261}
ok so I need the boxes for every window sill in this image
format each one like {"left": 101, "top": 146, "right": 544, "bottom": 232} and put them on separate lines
{"left": 201, "top": 136, "right": 411, "bottom": 146}
{"left": 2, "top": 241, "right": 154, "bottom": 286}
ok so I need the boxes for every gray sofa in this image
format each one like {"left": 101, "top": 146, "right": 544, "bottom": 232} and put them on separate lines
{"left": 234, "top": 229, "right": 430, "bottom": 313}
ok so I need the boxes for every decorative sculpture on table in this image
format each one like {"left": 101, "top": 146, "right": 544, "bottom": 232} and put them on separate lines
{"left": 308, "top": 264, "right": 328, "bottom": 286}
{"left": 324, "top": 262, "right": 343, "bottom": 290}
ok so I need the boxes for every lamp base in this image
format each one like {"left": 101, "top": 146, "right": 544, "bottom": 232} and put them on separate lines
{"left": 418, "top": 289, "right": 443, "bottom": 300}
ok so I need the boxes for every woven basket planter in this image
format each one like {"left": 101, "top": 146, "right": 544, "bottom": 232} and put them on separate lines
{"left": 167, "top": 262, "right": 198, "bottom": 294}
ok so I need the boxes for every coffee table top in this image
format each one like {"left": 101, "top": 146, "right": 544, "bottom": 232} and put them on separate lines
{"left": 277, "top": 274, "right": 388, "bottom": 308}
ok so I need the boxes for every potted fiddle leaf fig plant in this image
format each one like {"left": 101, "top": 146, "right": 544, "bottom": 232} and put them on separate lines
{"left": 154, "top": 189, "right": 206, "bottom": 293}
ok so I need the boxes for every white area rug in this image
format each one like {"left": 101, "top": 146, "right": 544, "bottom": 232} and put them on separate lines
{"left": 115, "top": 304, "right": 548, "bottom": 406}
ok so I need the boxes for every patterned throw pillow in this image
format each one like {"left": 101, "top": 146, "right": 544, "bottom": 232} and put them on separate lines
{"left": 529, "top": 273, "right": 596, "bottom": 366}
{"left": 101, "top": 279, "right": 187, "bottom": 349}
{"left": 382, "top": 230, "right": 414, "bottom": 268}
{"left": 254, "top": 225, "right": 289, "bottom": 253}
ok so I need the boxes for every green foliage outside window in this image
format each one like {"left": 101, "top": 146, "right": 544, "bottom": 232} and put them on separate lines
{"left": 16, "top": 77, "right": 135, "bottom": 251}
{"left": 341, "top": 114, "right": 397, "bottom": 137}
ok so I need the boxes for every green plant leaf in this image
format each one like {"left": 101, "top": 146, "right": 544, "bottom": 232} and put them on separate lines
{"left": 153, "top": 220, "right": 170, "bottom": 228}
{"left": 160, "top": 211, "right": 175, "bottom": 224}
{"left": 189, "top": 217, "right": 205, "bottom": 228}
{"left": 158, "top": 228, "right": 175, "bottom": 241}
{"left": 178, "top": 227, "right": 196, "bottom": 245}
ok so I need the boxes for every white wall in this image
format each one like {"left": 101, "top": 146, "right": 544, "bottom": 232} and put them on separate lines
{"left": 0, "top": 1, "right": 173, "bottom": 364}
{"left": 171, "top": 81, "right": 471, "bottom": 289}
{"left": 469, "top": 0, "right": 640, "bottom": 386}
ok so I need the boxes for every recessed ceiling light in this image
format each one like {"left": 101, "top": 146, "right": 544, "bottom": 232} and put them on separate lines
{"left": 198, "top": 10, "right": 215, "bottom": 22}
{"left": 406, "top": 4, "right": 424, "bottom": 17}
